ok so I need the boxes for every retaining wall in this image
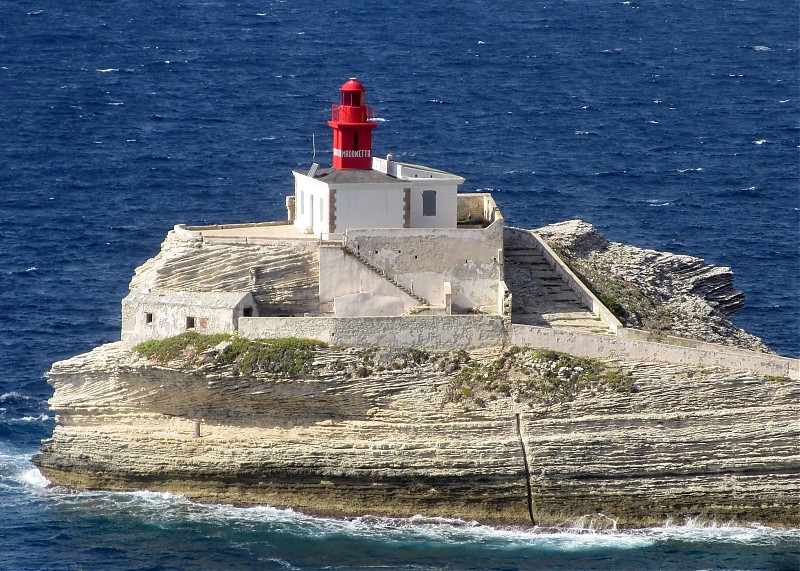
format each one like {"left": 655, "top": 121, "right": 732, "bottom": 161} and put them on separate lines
{"left": 511, "top": 324, "right": 799, "bottom": 379}
{"left": 239, "top": 315, "right": 506, "bottom": 350}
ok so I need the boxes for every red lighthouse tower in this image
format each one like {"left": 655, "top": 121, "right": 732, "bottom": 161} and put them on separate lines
{"left": 328, "top": 78, "right": 377, "bottom": 170}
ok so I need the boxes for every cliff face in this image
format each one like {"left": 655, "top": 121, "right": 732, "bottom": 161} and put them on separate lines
{"left": 34, "top": 342, "right": 800, "bottom": 528}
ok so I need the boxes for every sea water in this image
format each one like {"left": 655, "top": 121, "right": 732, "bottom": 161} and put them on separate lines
{"left": 1, "top": 1, "right": 798, "bottom": 569}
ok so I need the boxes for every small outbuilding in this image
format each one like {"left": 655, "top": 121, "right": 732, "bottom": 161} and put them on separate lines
{"left": 121, "top": 290, "right": 256, "bottom": 344}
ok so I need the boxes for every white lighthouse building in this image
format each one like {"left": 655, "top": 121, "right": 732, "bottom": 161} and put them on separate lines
{"left": 289, "top": 78, "right": 464, "bottom": 237}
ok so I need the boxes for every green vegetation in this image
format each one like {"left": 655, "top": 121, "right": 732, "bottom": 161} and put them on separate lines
{"left": 763, "top": 374, "right": 792, "bottom": 383}
{"left": 407, "top": 348, "right": 430, "bottom": 364}
{"left": 548, "top": 244, "right": 674, "bottom": 334}
{"left": 133, "top": 332, "right": 327, "bottom": 377}
{"left": 133, "top": 335, "right": 638, "bottom": 402}
{"left": 445, "top": 347, "right": 635, "bottom": 407}
{"left": 133, "top": 331, "right": 231, "bottom": 362}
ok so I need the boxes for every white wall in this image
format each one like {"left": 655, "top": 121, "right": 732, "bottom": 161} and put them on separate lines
{"left": 292, "top": 173, "right": 330, "bottom": 236}
{"left": 344, "top": 219, "right": 504, "bottom": 312}
{"left": 292, "top": 167, "right": 462, "bottom": 237}
{"left": 318, "top": 245, "right": 417, "bottom": 315}
{"left": 409, "top": 183, "right": 458, "bottom": 228}
{"left": 333, "top": 185, "right": 405, "bottom": 232}
{"left": 511, "top": 324, "right": 800, "bottom": 380}
{"left": 121, "top": 291, "right": 255, "bottom": 345}
{"left": 239, "top": 315, "right": 506, "bottom": 350}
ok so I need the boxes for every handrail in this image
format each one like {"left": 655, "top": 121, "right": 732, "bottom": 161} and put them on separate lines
{"left": 331, "top": 104, "right": 375, "bottom": 123}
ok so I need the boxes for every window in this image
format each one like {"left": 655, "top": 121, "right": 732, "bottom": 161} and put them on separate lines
{"left": 242, "top": 306, "right": 254, "bottom": 317}
{"left": 320, "top": 197, "right": 324, "bottom": 221}
{"left": 186, "top": 316, "right": 196, "bottom": 330}
{"left": 422, "top": 190, "right": 437, "bottom": 216}
{"left": 353, "top": 132, "right": 359, "bottom": 151}
{"left": 299, "top": 190, "right": 304, "bottom": 214}
{"left": 145, "top": 312, "right": 153, "bottom": 324}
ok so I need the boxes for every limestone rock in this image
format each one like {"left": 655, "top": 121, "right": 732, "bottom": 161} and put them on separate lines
{"left": 129, "top": 231, "right": 320, "bottom": 316}
{"left": 536, "top": 220, "right": 768, "bottom": 352}
{"left": 34, "top": 343, "right": 800, "bottom": 528}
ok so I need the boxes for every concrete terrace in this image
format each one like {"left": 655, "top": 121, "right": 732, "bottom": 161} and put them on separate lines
{"left": 177, "top": 222, "right": 319, "bottom": 242}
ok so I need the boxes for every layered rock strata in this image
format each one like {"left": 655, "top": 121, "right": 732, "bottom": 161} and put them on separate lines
{"left": 534, "top": 220, "right": 769, "bottom": 351}
{"left": 129, "top": 231, "right": 320, "bottom": 316}
{"left": 34, "top": 342, "right": 800, "bottom": 528}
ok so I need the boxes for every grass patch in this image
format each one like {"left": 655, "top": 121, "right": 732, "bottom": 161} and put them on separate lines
{"left": 133, "top": 332, "right": 327, "bottom": 377}
{"left": 547, "top": 244, "right": 674, "bottom": 334}
{"left": 133, "top": 331, "right": 232, "bottom": 362}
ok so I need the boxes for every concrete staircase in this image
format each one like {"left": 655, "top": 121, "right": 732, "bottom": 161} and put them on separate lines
{"left": 341, "top": 245, "right": 430, "bottom": 307}
{"left": 504, "top": 241, "right": 611, "bottom": 335}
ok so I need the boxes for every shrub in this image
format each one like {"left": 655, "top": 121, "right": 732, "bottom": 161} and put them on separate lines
{"left": 133, "top": 331, "right": 231, "bottom": 362}
{"left": 133, "top": 333, "right": 326, "bottom": 377}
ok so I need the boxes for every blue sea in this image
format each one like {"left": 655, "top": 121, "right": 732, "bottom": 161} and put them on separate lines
{"left": 1, "top": 1, "right": 798, "bottom": 569}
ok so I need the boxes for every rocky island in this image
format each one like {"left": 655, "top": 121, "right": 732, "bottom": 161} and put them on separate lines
{"left": 34, "top": 79, "right": 799, "bottom": 528}
{"left": 34, "top": 220, "right": 799, "bottom": 528}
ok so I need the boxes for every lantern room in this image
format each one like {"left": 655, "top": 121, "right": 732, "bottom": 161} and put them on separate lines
{"left": 328, "top": 78, "right": 377, "bottom": 170}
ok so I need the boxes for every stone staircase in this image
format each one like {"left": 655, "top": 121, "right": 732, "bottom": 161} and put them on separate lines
{"left": 341, "top": 245, "right": 430, "bottom": 307}
{"left": 504, "top": 238, "right": 611, "bottom": 335}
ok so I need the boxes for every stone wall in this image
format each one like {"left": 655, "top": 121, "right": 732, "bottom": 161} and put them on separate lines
{"left": 318, "top": 245, "right": 418, "bottom": 315}
{"left": 511, "top": 324, "right": 799, "bottom": 379}
{"left": 456, "top": 193, "right": 502, "bottom": 225}
{"left": 121, "top": 291, "right": 255, "bottom": 346}
{"left": 239, "top": 315, "right": 506, "bottom": 350}
{"left": 344, "top": 219, "right": 504, "bottom": 312}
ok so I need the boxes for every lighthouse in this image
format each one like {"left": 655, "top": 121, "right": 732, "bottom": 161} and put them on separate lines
{"left": 327, "top": 78, "right": 377, "bottom": 170}
{"left": 291, "top": 79, "right": 465, "bottom": 237}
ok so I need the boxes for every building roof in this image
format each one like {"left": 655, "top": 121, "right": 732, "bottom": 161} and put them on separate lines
{"left": 294, "top": 168, "right": 399, "bottom": 184}
{"left": 125, "top": 290, "right": 253, "bottom": 309}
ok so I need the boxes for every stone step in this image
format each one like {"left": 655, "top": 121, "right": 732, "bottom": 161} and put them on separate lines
{"left": 504, "top": 229, "right": 613, "bottom": 335}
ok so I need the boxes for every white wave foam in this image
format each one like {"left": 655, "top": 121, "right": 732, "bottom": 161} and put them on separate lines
{"left": 9, "top": 414, "right": 51, "bottom": 423}
{"left": 369, "top": 117, "right": 387, "bottom": 122}
{"left": 0, "top": 392, "right": 38, "bottom": 403}
{"left": 753, "top": 139, "right": 767, "bottom": 145}
{"left": 17, "top": 467, "right": 49, "bottom": 488}
{"left": 96, "top": 68, "right": 119, "bottom": 73}
{"left": 264, "top": 559, "right": 295, "bottom": 569}
{"left": 29, "top": 488, "right": 800, "bottom": 553}
{"left": 753, "top": 45, "right": 771, "bottom": 51}
{"left": 647, "top": 518, "right": 799, "bottom": 545}
{"left": 677, "top": 167, "right": 703, "bottom": 173}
